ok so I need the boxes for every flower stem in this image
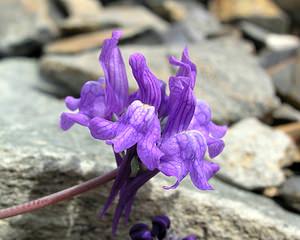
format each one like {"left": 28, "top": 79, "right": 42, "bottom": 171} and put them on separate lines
{"left": 0, "top": 168, "right": 118, "bottom": 219}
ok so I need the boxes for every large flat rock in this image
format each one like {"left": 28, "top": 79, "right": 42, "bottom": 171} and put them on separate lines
{"left": 40, "top": 38, "right": 279, "bottom": 123}
{"left": 215, "top": 118, "right": 299, "bottom": 190}
{"left": 1, "top": 59, "right": 300, "bottom": 240}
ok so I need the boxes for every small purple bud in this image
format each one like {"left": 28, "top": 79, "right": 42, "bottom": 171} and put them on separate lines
{"left": 130, "top": 223, "right": 153, "bottom": 240}
{"left": 182, "top": 235, "right": 197, "bottom": 240}
{"left": 151, "top": 215, "right": 171, "bottom": 240}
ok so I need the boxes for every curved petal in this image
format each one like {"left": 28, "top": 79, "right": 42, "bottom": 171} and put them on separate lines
{"left": 137, "top": 117, "right": 163, "bottom": 170}
{"left": 60, "top": 112, "right": 90, "bottom": 131}
{"left": 65, "top": 96, "right": 80, "bottom": 111}
{"left": 79, "top": 80, "right": 106, "bottom": 118}
{"left": 158, "top": 80, "right": 169, "bottom": 118}
{"left": 129, "top": 53, "right": 161, "bottom": 110}
{"left": 169, "top": 47, "right": 197, "bottom": 89}
{"left": 208, "top": 122, "right": 227, "bottom": 138}
{"left": 106, "top": 101, "right": 160, "bottom": 156}
{"left": 100, "top": 30, "right": 129, "bottom": 116}
{"left": 207, "top": 138, "right": 225, "bottom": 158}
{"left": 188, "top": 100, "right": 212, "bottom": 130}
{"left": 190, "top": 159, "right": 219, "bottom": 190}
{"left": 89, "top": 117, "right": 118, "bottom": 140}
{"left": 163, "top": 85, "right": 196, "bottom": 138}
{"left": 159, "top": 130, "right": 206, "bottom": 189}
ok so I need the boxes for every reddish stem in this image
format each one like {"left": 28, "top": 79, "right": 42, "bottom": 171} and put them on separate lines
{"left": 0, "top": 168, "right": 118, "bottom": 219}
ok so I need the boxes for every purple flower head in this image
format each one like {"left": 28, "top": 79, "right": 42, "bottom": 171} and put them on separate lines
{"left": 151, "top": 215, "right": 171, "bottom": 240}
{"left": 129, "top": 215, "right": 198, "bottom": 240}
{"left": 60, "top": 31, "right": 227, "bottom": 233}
{"left": 130, "top": 223, "right": 153, "bottom": 240}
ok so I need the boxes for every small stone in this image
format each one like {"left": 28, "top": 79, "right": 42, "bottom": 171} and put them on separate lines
{"left": 263, "top": 49, "right": 300, "bottom": 108}
{"left": 44, "top": 27, "right": 147, "bottom": 54}
{"left": 274, "top": 0, "right": 300, "bottom": 25}
{"left": 169, "top": 0, "right": 224, "bottom": 43}
{"left": 240, "top": 21, "right": 300, "bottom": 51}
{"left": 263, "top": 187, "right": 279, "bottom": 198}
{"left": 0, "top": 0, "right": 59, "bottom": 56}
{"left": 266, "top": 34, "right": 300, "bottom": 51}
{"left": 59, "top": 5, "right": 169, "bottom": 37}
{"left": 210, "top": 0, "right": 290, "bottom": 33}
{"left": 215, "top": 118, "right": 299, "bottom": 190}
{"left": 272, "top": 104, "right": 300, "bottom": 123}
{"left": 60, "top": 0, "right": 102, "bottom": 17}
{"left": 57, "top": 0, "right": 103, "bottom": 34}
{"left": 143, "top": 0, "right": 186, "bottom": 22}
{"left": 279, "top": 176, "right": 300, "bottom": 212}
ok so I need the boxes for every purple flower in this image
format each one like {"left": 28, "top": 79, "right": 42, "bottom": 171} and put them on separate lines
{"left": 158, "top": 49, "right": 226, "bottom": 190}
{"left": 151, "top": 215, "right": 171, "bottom": 240}
{"left": 60, "top": 30, "right": 227, "bottom": 233}
{"left": 60, "top": 30, "right": 128, "bottom": 130}
{"left": 130, "top": 223, "right": 153, "bottom": 240}
{"left": 129, "top": 215, "right": 198, "bottom": 240}
{"left": 89, "top": 100, "right": 163, "bottom": 170}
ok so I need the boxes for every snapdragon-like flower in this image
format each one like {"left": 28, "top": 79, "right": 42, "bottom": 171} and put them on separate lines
{"left": 60, "top": 30, "right": 227, "bottom": 232}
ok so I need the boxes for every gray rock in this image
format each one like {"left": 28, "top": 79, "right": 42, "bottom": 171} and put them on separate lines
{"left": 263, "top": 49, "right": 300, "bottom": 108}
{"left": 274, "top": 0, "right": 300, "bottom": 25}
{"left": 0, "top": 0, "right": 59, "bottom": 56}
{"left": 1, "top": 59, "right": 300, "bottom": 240}
{"left": 55, "top": 0, "right": 103, "bottom": 34}
{"left": 142, "top": 0, "right": 186, "bottom": 22}
{"left": 279, "top": 176, "right": 300, "bottom": 213}
{"left": 40, "top": 38, "right": 279, "bottom": 123}
{"left": 59, "top": 5, "right": 168, "bottom": 38}
{"left": 44, "top": 28, "right": 150, "bottom": 54}
{"left": 240, "top": 21, "right": 300, "bottom": 52}
{"left": 210, "top": 0, "right": 290, "bottom": 33}
{"left": 272, "top": 104, "right": 300, "bottom": 123}
{"left": 166, "top": 0, "right": 224, "bottom": 43}
{"left": 215, "top": 118, "right": 299, "bottom": 190}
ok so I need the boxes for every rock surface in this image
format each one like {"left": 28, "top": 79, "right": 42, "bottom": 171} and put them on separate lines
{"left": 210, "top": 0, "right": 290, "bottom": 33}
{"left": 56, "top": 0, "right": 103, "bottom": 34}
{"left": 59, "top": 5, "right": 168, "bottom": 38}
{"left": 40, "top": 38, "right": 279, "bottom": 123}
{"left": 215, "top": 118, "right": 299, "bottom": 190}
{"left": 0, "top": 0, "right": 59, "bottom": 56}
{"left": 1, "top": 59, "right": 300, "bottom": 239}
{"left": 279, "top": 176, "right": 300, "bottom": 213}
{"left": 166, "top": 0, "right": 224, "bottom": 42}
{"left": 272, "top": 104, "right": 300, "bottom": 123}
{"left": 274, "top": 0, "right": 300, "bottom": 25}
{"left": 264, "top": 50, "right": 300, "bottom": 108}
{"left": 44, "top": 27, "right": 148, "bottom": 54}
{"left": 142, "top": 0, "right": 186, "bottom": 22}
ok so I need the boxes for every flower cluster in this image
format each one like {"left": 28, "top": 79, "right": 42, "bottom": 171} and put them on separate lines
{"left": 129, "top": 215, "right": 197, "bottom": 240}
{"left": 60, "top": 31, "right": 227, "bottom": 232}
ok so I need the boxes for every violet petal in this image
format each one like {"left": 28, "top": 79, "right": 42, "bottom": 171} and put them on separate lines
{"left": 129, "top": 53, "right": 161, "bottom": 110}
{"left": 99, "top": 30, "right": 129, "bottom": 116}
{"left": 163, "top": 85, "right": 196, "bottom": 138}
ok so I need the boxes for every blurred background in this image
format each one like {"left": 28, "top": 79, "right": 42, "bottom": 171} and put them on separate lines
{"left": 1, "top": 0, "right": 300, "bottom": 239}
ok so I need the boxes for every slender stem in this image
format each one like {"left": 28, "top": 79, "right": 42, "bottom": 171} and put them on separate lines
{"left": 0, "top": 168, "right": 118, "bottom": 219}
